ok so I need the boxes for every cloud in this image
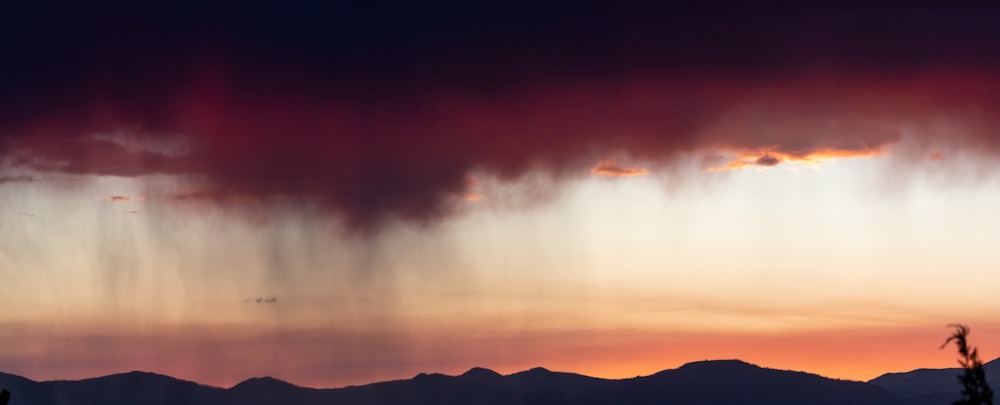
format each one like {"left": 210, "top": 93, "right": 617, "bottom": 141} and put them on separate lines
{"left": 754, "top": 154, "right": 781, "bottom": 167}
{"left": 107, "top": 195, "right": 145, "bottom": 202}
{"left": 2, "top": 3, "right": 1000, "bottom": 229}
{"left": 707, "top": 145, "right": 889, "bottom": 172}
{"left": 591, "top": 162, "right": 649, "bottom": 177}
{"left": 9, "top": 136, "right": 190, "bottom": 177}
{"left": 0, "top": 174, "right": 39, "bottom": 184}
{"left": 706, "top": 153, "right": 784, "bottom": 172}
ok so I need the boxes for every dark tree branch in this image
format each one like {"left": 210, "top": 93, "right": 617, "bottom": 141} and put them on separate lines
{"left": 943, "top": 324, "right": 994, "bottom": 405}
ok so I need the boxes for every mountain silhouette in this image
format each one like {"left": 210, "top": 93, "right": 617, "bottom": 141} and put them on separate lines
{"left": 2, "top": 359, "right": 993, "bottom": 404}
{"left": 596, "top": 360, "right": 908, "bottom": 405}
{"left": 869, "top": 357, "right": 1000, "bottom": 404}
{"left": 227, "top": 377, "right": 326, "bottom": 405}
{"left": 0, "top": 370, "right": 224, "bottom": 405}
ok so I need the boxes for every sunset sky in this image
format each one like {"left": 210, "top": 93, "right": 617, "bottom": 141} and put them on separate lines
{"left": 2, "top": 2, "right": 1000, "bottom": 388}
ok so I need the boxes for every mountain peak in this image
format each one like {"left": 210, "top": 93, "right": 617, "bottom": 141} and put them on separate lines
{"left": 460, "top": 367, "right": 502, "bottom": 379}
{"left": 507, "top": 366, "right": 555, "bottom": 379}
{"left": 92, "top": 370, "right": 177, "bottom": 383}
{"left": 412, "top": 372, "right": 448, "bottom": 381}
{"left": 231, "top": 376, "right": 298, "bottom": 390}
{"left": 137, "top": 370, "right": 175, "bottom": 377}
{"left": 679, "top": 359, "right": 757, "bottom": 369}
{"left": 120, "top": 370, "right": 165, "bottom": 377}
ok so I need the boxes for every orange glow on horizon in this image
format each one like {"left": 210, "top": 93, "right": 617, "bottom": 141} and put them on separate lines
{"left": 478, "top": 324, "right": 1000, "bottom": 384}
{"left": 4, "top": 319, "right": 999, "bottom": 389}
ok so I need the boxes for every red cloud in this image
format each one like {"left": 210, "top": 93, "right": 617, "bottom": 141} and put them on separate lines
{"left": 2, "top": 4, "right": 1000, "bottom": 229}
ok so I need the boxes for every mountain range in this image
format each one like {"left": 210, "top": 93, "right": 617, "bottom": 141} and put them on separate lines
{"left": 1, "top": 358, "right": 997, "bottom": 404}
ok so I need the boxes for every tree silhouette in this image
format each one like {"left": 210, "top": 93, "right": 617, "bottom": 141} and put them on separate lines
{"left": 0, "top": 388, "right": 9, "bottom": 405}
{"left": 942, "top": 324, "right": 994, "bottom": 405}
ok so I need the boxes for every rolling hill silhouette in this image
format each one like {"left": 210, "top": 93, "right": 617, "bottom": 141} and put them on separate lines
{"left": 1, "top": 359, "right": 994, "bottom": 404}
{"left": 869, "top": 357, "right": 1000, "bottom": 405}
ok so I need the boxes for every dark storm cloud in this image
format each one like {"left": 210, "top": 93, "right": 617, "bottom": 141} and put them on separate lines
{"left": 9, "top": 136, "right": 191, "bottom": 177}
{"left": 2, "top": 2, "right": 1000, "bottom": 228}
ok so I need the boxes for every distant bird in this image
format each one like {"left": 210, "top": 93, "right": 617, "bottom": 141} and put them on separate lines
{"left": 243, "top": 294, "right": 277, "bottom": 304}
{"left": 18, "top": 211, "right": 34, "bottom": 217}
{"left": 126, "top": 210, "right": 139, "bottom": 214}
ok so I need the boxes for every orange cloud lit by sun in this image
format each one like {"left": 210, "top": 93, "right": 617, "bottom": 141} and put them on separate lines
{"left": 591, "top": 161, "right": 649, "bottom": 177}
{"left": 706, "top": 147, "right": 887, "bottom": 172}
{"left": 461, "top": 175, "right": 484, "bottom": 201}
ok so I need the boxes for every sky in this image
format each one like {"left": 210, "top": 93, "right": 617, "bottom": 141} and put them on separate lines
{"left": 2, "top": 1, "right": 1000, "bottom": 388}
